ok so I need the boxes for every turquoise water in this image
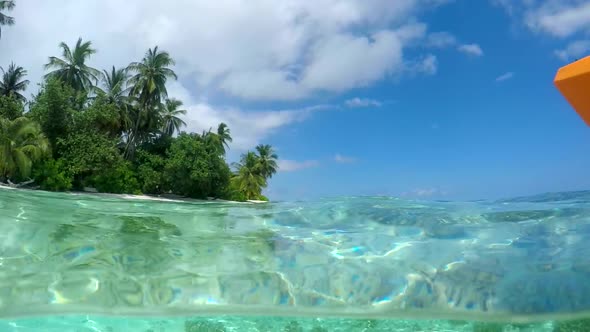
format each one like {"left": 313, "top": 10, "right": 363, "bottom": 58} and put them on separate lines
{"left": 1, "top": 188, "right": 590, "bottom": 331}
{"left": 0, "top": 315, "right": 562, "bottom": 331}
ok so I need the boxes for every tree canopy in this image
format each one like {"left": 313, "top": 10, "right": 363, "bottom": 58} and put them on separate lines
{"left": 45, "top": 38, "right": 100, "bottom": 92}
{"left": 0, "top": 117, "right": 49, "bottom": 181}
{"left": 0, "top": 63, "right": 29, "bottom": 102}
{"left": 0, "top": 40, "right": 278, "bottom": 201}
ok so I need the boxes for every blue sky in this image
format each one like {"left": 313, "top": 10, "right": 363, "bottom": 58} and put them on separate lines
{"left": 266, "top": 0, "right": 590, "bottom": 200}
{"left": 1, "top": 0, "right": 590, "bottom": 200}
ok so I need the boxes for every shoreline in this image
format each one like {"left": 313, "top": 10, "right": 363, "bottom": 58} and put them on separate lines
{"left": 0, "top": 184, "right": 268, "bottom": 204}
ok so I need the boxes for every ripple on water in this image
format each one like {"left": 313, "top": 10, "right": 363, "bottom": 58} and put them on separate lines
{"left": 1, "top": 188, "right": 590, "bottom": 321}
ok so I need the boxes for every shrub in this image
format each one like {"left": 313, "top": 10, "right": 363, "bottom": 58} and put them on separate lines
{"left": 91, "top": 160, "right": 140, "bottom": 194}
{"left": 0, "top": 95, "right": 24, "bottom": 120}
{"left": 33, "top": 158, "right": 73, "bottom": 191}
{"left": 135, "top": 150, "right": 166, "bottom": 194}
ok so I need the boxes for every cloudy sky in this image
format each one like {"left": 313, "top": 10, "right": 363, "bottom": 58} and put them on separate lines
{"left": 1, "top": 0, "right": 590, "bottom": 200}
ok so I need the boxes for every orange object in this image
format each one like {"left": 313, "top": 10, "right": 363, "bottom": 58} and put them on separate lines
{"left": 554, "top": 55, "right": 590, "bottom": 126}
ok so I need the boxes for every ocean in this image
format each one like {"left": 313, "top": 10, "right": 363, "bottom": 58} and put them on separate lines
{"left": 1, "top": 188, "right": 589, "bottom": 331}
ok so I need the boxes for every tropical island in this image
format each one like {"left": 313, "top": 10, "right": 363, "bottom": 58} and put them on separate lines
{"left": 0, "top": 1, "right": 277, "bottom": 201}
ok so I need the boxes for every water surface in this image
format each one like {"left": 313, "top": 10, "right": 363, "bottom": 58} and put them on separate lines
{"left": 1, "top": 188, "right": 590, "bottom": 330}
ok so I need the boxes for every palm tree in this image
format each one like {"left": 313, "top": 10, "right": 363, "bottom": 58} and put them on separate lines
{"left": 0, "top": 1, "right": 15, "bottom": 40}
{"left": 233, "top": 151, "right": 266, "bottom": 200}
{"left": 0, "top": 62, "right": 29, "bottom": 102}
{"left": 95, "top": 66, "right": 132, "bottom": 131}
{"left": 255, "top": 144, "right": 278, "bottom": 179}
{"left": 125, "top": 47, "right": 177, "bottom": 155}
{"left": 128, "top": 46, "right": 177, "bottom": 108}
{"left": 44, "top": 38, "right": 100, "bottom": 92}
{"left": 200, "top": 129, "right": 221, "bottom": 153}
{"left": 160, "top": 98, "right": 186, "bottom": 136}
{"left": 96, "top": 66, "right": 131, "bottom": 103}
{"left": 0, "top": 117, "right": 49, "bottom": 181}
{"left": 217, "top": 122, "right": 232, "bottom": 153}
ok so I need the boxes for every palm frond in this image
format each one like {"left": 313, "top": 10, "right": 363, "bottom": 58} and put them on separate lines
{"left": 0, "top": 1, "right": 16, "bottom": 11}
{"left": 44, "top": 38, "right": 100, "bottom": 92}
{"left": 0, "top": 13, "right": 14, "bottom": 26}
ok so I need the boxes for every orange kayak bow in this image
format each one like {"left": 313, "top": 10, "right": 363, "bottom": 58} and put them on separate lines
{"left": 554, "top": 55, "right": 590, "bottom": 126}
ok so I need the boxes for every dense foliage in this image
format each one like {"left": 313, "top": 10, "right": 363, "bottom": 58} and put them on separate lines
{"left": 164, "top": 132, "right": 231, "bottom": 198}
{"left": 0, "top": 15, "right": 279, "bottom": 200}
{"left": 0, "top": 117, "right": 49, "bottom": 182}
{"left": 28, "top": 78, "right": 77, "bottom": 151}
{"left": 0, "top": 95, "right": 23, "bottom": 120}
{"left": 0, "top": 62, "right": 29, "bottom": 101}
{"left": 32, "top": 158, "right": 72, "bottom": 191}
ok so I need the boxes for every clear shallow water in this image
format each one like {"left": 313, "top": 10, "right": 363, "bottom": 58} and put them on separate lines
{"left": 0, "top": 315, "right": 563, "bottom": 331}
{"left": 1, "top": 188, "right": 590, "bottom": 331}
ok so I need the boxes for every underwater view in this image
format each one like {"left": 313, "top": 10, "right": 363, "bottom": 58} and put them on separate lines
{"left": 1, "top": 188, "right": 590, "bottom": 331}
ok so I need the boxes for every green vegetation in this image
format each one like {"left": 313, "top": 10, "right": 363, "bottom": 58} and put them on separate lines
{"left": 230, "top": 145, "right": 278, "bottom": 201}
{"left": 1, "top": 62, "right": 29, "bottom": 102}
{"left": 0, "top": 117, "right": 49, "bottom": 182}
{"left": 0, "top": 95, "right": 23, "bottom": 120}
{"left": 44, "top": 37, "right": 100, "bottom": 93}
{"left": 32, "top": 158, "right": 72, "bottom": 191}
{"left": 0, "top": 7, "right": 279, "bottom": 200}
{"left": 0, "top": 0, "right": 15, "bottom": 39}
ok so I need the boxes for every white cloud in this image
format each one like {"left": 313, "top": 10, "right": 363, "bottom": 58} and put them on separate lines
{"left": 425, "top": 31, "right": 458, "bottom": 48}
{"left": 300, "top": 30, "right": 408, "bottom": 93}
{"left": 415, "top": 54, "right": 439, "bottom": 74}
{"left": 457, "top": 44, "right": 484, "bottom": 56}
{"left": 219, "top": 70, "right": 306, "bottom": 101}
{"left": 403, "top": 54, "right": 439, "bottom": 76}
{"left": 491, "top": 0, "right": 518, "bottom": 16}
{"left": 345, "top": 97, "right": 382, "bottom": 108}
{"left": 425, "top": 32, "right": 484, "bottom": 61}
{"left": 554, "top": 40, "right": 590, "bottom": 61}
{"left": 525, "top": 2, "right": 590, "bottom": 38}
{"left": 0, "top": 1, "right": 474, "bottom": 157}
{"left": 334, "top": 154, "right": 357, "bottom": 163}
{"left": 495, "top": 72, "right": 515, "bottom": 82}
{"left": 494, "top": 0, "right": 590, "bottom": 38}
{"left": 182, "top": 103, "right": 311, "bottom": 151}
{"left": 167, "top": 82, "right": 329, "bottom": 152}
{"left": 0, "top": 0, "right": 451, "bottom": 102}
{"left": 278, "top": 160, "right": 320, "bottom": 172}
